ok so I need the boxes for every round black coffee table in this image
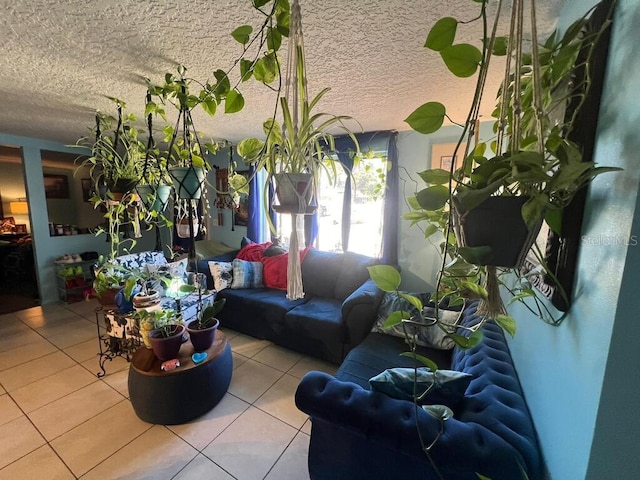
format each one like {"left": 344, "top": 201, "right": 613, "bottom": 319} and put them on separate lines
{"left": 128, "top": 331, "right": 232, "bottom": 425}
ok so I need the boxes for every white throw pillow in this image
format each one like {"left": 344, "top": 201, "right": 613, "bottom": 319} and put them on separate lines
{"left": 208, "top": 261, "right": 234, "bottom": 291}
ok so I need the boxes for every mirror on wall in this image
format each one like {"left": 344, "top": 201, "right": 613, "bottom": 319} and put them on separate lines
{"left": 39, "top": 150, "right": 106, "bottom": 236}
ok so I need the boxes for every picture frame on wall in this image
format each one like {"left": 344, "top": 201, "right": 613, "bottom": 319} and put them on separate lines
{"left": 430, "top": 142, "right": 467, "bottom": 172}
{"left": 43, "top": 174, "right": 70, "bottom": 199}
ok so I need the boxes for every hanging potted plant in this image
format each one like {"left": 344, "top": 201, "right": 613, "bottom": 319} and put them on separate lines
{"left": 402, "top": 0, "right": 619, "bottom": 317}
{"left": 236, "top": 0, "right": 360, "bottom": 299}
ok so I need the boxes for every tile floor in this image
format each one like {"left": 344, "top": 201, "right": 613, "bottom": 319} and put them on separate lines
{"left": 0, "top": 300, "right": 338, "bottom": 480}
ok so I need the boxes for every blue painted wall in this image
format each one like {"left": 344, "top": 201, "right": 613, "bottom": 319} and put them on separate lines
{"left": 507, "top": 0, "right": 640, "bottom": 478}
{"left": 0, "top": 133, "right": 167, "bottom": 305}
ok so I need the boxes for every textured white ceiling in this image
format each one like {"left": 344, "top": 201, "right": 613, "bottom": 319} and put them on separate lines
{"left": 0, "top": 0, "right": 564, "bottom": 146}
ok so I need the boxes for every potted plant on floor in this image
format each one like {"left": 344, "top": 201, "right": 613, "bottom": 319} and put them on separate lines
{"left": 186, "top": 298, "right": 226, "bottom": 353}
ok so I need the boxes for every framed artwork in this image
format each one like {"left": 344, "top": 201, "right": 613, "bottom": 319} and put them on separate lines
{"left": 44, "top": 174, "right": 70, "bottom": 199}
{"left": 14, "top": 224, "right": 27, "bottom": 234}
{"left": 430, "top": 142, "right": 467, "bottom": 172}
{"left": 234, "top": 171, "right": 250, "bottom": 227}
{"left": 81, "top": 178, "right": 93, "bottom": 202}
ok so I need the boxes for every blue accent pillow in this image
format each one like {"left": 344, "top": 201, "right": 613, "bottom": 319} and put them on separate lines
{"left": 369, "top": 368, "right": 472, "bottom": 409}
{"left": 230, "top": 258, "right": 264, "bottom": 289}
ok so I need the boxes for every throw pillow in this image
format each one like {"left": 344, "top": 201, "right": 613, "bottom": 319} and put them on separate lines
{"left": 146, "top": 257, "right": 188, "bottom": 280}
{"left": 208, "top": 261, "right": 234, "bottom": 291}
{"left": 369, "top": 368, "right": 472, "bottom": 409}
{"left": 372, "top": 292, "right": 461, "bottom": 350}
{"left": 231, "top": 258, "right": 264, "bottom": 289}
{"left": 262, "top": 253, "right": 288, "bottom": 290}
{"left": 237, "top": 242, "right": 271, "bottom": 262}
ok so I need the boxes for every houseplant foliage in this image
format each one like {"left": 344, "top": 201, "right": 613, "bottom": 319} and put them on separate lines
{"left": 186, "top": 299, "right": 226, "bottom": 352}
{"left": 403, "top": 0, "right": 618, "bottom": 321}
{"left": 236, "top": 0, "right": 360, "bottom": 300}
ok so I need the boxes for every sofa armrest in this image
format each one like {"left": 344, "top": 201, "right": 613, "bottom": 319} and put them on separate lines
{"left": 341, "top": 278, "right": 384, "bottom": 346}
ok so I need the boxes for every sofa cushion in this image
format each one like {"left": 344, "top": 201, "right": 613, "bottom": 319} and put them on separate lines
{"left": 208, "top": 261, "right": 233, "bottom": 291}
{"left": 369, "top": 367, "right": 472, "bottom": 409}
{"left": 334, "top": 252, "right": 379, "bottom": 300}
{"left": 336, "top": 332, "right": 452, "bottom": 389}
{"left": 301, "top": 249, "right": 343, "bottom": 299}
{"left": 231, "top": 259, "right": 263, "bottom": 289}
{"left": 194, "top": 239, "right": 236, "bottom": 260}
{"left": 262, "top": 253, "right": 288, "bottom": 290}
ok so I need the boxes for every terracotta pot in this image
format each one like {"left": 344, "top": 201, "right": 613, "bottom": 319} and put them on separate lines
{"left": 97, "top": 287, "right": 122, "bottom": 310}
{"left": 186, "top": 318, "right": 219, "bottom": 353}
{"left": 148, "top": 324, "right": 185, "bottom": 361}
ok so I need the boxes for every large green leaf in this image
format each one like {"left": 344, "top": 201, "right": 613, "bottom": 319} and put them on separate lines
{"left": 400, "top": 353, "right": 439, "bottom": 372}
{"left": 231, "top": 25, "right": 253, "bottom": 44}
{"left": 201, "top": 97, "right": 217, "bottom": 117}
{"left": 398, "top": 292, "right": 423, "bottom": 311}
{"left": 253, "top": 54, "right": 277, "bottom": 84}
{"left": 237, "top": 137, "right": 264, "bottom": 161}
{"left": 419, "top": 168, "right": 451, "bottom": 185}
{"left": 459, "top": 281, "right": 488, "bottom": 300}
{"left": 458, "top": 246, "right": 493, "bottom": 265}
{"left": 267, "top": 26, "right": 282, "bottom": 51}
{"left": 384, "top": 310, "right": 410, "bottom": 329}
{"left": 213, "top": 70, "right": 231, "bottom": 97}
{"left": 416, "top": 185, "right": 450, "bottom": 211}
{"left": 495, "top": 314, "right": 517, "bottom": 337}
{"left": 425, "top": 17, "right": 457, "bottom": 52}
{"left": 368, "top": 265, "right": 401, "bottom": 292}
{"left": 405, "top": 102, "right": 446, "bottom": 134}
{"left": 240, "top": 59, "right": 254, "bottom": 82}
{"left": 224, "top": 90, "right": 245, "bottom": 114}
{"left": 440, "top": 44, "right": 482, "bottom": 77}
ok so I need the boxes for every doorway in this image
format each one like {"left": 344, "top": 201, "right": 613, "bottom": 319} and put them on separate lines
{"left": 0, "top": 145, "right": 39, "bottom": 314}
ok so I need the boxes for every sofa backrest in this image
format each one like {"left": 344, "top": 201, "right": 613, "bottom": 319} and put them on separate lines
{"left": 302, "top": 249, "right": 379, "bottom": 300}
{"left": 113, "top": 251, "right": 167, "bottom": 271}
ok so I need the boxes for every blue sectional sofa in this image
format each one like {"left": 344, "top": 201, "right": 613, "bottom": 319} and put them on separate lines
{"left": 198, "top": 247, "right": 384, "bottom": 364}
{"left": 295, "top": 301, "right": 544, "bottom": 480}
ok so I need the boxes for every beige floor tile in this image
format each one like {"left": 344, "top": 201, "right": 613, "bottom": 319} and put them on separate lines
{"left": 264, "top": 431, "right": 311, "bottom": 480}
{"left": 253, "top": 345, "right": 304, "bottom": 372}
{"left": 0, "top": 394, "right": 23, "bottom": 426}
{"left": 34, "top": 318, "right": 97, "bottom": 349}
{"left": 63, "top": 299, "right": 100, "bottom": 318}
{"left": 64, "top": 338, "right": 100, "bottom": 363}
{"left": 0, "top": 323, "right": 41, "bottom": 353}
{"left": 288, "top": 356, "right": 338, "bottom": 379}
{"left": 168, "top": 393, "right": 250, "bottom": 450}
{"left": 0, "top": 384, "right": 4, "bottom": 394}
{"left": 11, "top": 364, "right": 97, "bottom": 413}
{"left": 232, "top": 351, "right": 249, "bottom": 370}
{"left": 255, "top": 374, "right": 309, "bottom": 429}
{"left": 218, "top": 326, "right": 240, "bottom": 341}
{"left": 15, "top": 304, "right": 68, "bottom": 321}
{"left": 0, "top": 444, "right": 74, "bottom": 480}
{"left": 301, "top": 418, "right": 312, "bottom": 435}
{"left": 28, "top": 381, "right": 123, "bottom": 441}
{"left": 173, "top": 454, "right": 235, "bottom": 480}
{"left": 203, "top": 406, "right": 297, "bottom": 480}
{"left": 229, "top": 333, "right": 271, "bottom": 358}
{"left": 0, "top": 351, "right": 76, "bottom": 392}
{"left": 0, "top": 416, "right": 46, "bottom": 469}
{"left": 81, "top": 425, "right": 198, "bottom": 480}
{"left": 228, "top": 359, "right": 283, "bottom": 404}
{"left": 101, "top": 368, "right": 130, "bottom": 398}
{"left": 19, "top": 308, "right": 79, "bottom": 329}
{"left": 0, "top": 338, "right": 58, "bottom": 372}
{"left": 81, "top": 352, "right": 131, "bottom": 378}
{"left": 51, "top": 399, "right": 152, "bottom": 477}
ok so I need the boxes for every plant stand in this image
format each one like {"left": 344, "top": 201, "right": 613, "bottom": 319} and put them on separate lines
{"left": 95, "top": 307, "right": 142, "bottom": 378}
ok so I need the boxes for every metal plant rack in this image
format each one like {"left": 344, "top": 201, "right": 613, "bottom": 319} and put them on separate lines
{"left": 95, "top": 307, "right": 142, "bottom": 378}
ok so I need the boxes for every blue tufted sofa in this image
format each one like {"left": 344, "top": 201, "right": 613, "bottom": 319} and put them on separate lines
{"left": 197, "top": 248, "right": 385, "bottom": 364}
{"left": 295, "top": 301, "right": 544, "bottom": 480}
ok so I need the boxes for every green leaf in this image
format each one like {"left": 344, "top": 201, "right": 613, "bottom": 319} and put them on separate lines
{"left": 460, "top": 281, "right": 488, "bottom": 300}
{"left": 419, "top": 168, "right": 451, "bottom": 185}
{"left": 425, "top": 17, "right": 457, "bottom": 52}
{"left": 240, "top": 59, "right": 254, "bottom": 82}
{"left": 424, "top": 223, "right": 439, "bottom": 239}
{"left": 405, "top": 102, "right": 446, "bottom": 134}
{"left": 237, "top": 137, "right": 264, "bottom": 161}
{"left": 423, "top": 404, "right": 453, "bottom": 421}
{"left": 267, "top": 26, "right": 282, "bottom": 51}
{"left": 253, "top": 54, "right": 277, "bottom": 84}
{"left": 545, "top": 208, "right": 563, "bottom": 236}
{"left": 225, "top": 90, "right": 245, "bottom": 114}
{"left": 440, "top": 44, "right": 483, "bottom": 78}
{"left": 458, "top": 246, "right": 493, "bottom": 265}
{"left": 492, "top": 36, "right": 509, "bottom": 56}
{"left": 384, "top": 310, "right": 410, "bottom": 329}
{"left": 495, "top": 314, "right": 517, "bottom": 337}
{"left": 416, "top": 185, "right": 450, "bottom": 211}
{"left": 201, "top": 97, "right": 217, "bottom": 117}
{"left": 213, "top": 69, "right": 231, "bottom": 97}
{"left": 400, "top": 353, "right": 439, "bottom": 372}
{"left": 253, "top": 0, "right": 271, "bottom": 7}
{"left": 231, "top": 25, "right": 253, "bottom": 44}
{"left": 398, "top": 292, "right": 423, "bottom": 311}
{"left": 522, "top": 194, "right": 548, "bottom": 228}
{"left": 368, "top": 265, "right": 401, "bottom": 292}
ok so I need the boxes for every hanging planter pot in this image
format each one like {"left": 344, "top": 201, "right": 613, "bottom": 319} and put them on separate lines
{"left": 176, "top": 217, "right": 199, "bottom": 238}
{"left": 452, "top": 196, "right": 542, "bottom": 268}
{"left": 136, "top": 184, "right": 172, "bottom": 213}
{"left": 273, "top": 173, "right": 317, "bottom": 214}
{"left": 169, "top": 167, "right": 205, "bottom": 200}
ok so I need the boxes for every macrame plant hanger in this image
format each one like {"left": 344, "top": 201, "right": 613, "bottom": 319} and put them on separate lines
{"left": 476, "top": 0, "right": 545, "bottom": 318}
{"left": 166, "top": 84, "right": 205, "bottom": 261}
{"left": 280, "top": 0, "right": 311, "bottom": 300}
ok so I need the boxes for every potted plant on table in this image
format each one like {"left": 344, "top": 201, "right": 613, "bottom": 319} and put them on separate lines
{"left": 186, "top": 298, "right": 226, "bottom": 353}
{"left": 138, "top": 309, "right": 184, "bottom": 361}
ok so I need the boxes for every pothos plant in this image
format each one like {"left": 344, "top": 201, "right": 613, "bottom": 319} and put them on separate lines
{"left": 400, "top": 0, "right": 618, "bottom": 325}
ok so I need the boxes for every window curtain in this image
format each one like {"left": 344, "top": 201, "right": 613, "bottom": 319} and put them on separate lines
{"left": 247, "top": 166, "right": 272, "bottom": 243}
{"left": 318, "top": 130, "right": 398, "bottom": 263}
